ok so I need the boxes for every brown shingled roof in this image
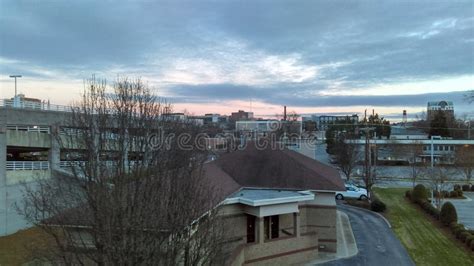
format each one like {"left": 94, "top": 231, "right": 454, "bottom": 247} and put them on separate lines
{"left": 47, "top": 145, "right": 344, "bottom": 228}
{"left": 203, "top": 143, "right": 345, "bottom": 196}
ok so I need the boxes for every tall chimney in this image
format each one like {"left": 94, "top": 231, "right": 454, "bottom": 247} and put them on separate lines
{"left": 284, "top": 106, "right": 287, "bottom": 121}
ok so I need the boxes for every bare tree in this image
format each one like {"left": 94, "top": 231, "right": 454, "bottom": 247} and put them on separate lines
{"left": 427, "top": 167, "right": 453, "bottom": 210}
{"left": 391, "top": 140, "right": 427, "bottom": 187}
{"left": 332, "top": 137, "right": 359, "bottom": 180}
{"left": 18, "top": 77, "right": 226, "bottom": 265}
{"left": 455, "top": 144, "right": 474, "bottom": 182}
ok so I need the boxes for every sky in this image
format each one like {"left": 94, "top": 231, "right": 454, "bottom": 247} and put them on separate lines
{"left": 0, "top": 0, "right": 473, "bottom": 119}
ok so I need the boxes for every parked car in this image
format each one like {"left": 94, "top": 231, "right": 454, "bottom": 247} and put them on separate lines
{"left": 336, "top": 185, "right": 368, "bottom": 200}
{"left": 345, "top": 180, "right": 366, "bottom": 189}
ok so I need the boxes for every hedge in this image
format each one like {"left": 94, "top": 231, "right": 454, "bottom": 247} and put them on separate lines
{"left": 461, "top": 184, "right": 471, "bottom": 191}
{"left": 440, "top": 202, "right": 458, "bottom": 226}
{"left": 459, "top": 231, "right": 471, "bottom": 242}
{"left": 371, "top": 198, "right": 387, "bottom": 213}
{"left": 450, "top": 222, "right": 459, "bottom": 232}
{"left": 404, "top": 190, "right": 472, "bottom": 249}
{"left": 412, "top": 184, "right": 429, "bottom": 203}
{"left": 466, "top": 235, "right": 474, "bottom": 247}
{"left": 405, "top": 190, "right": 412, "bottom": 200}
{"left": 453, "top": 225, "right": 465, "bottom": 238}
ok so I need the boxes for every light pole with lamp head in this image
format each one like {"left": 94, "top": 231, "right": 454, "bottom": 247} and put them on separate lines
{"left": 9, "top": 75, "right": 22, "bottom": 97}
{"left": 9, "top": 75, "right": 22, "bottom": 107}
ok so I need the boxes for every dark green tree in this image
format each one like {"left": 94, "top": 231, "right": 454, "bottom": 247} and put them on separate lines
{"left": 362, "top": 113, "right": 391, "bottom": 139}
{"left": 325, "top": 117, "right": 358, "bottom": 154}
{"left": 429, "top": 110, "right": 450, "bottom": 137}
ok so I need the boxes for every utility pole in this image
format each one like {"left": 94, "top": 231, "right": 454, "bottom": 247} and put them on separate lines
{"left": 373, "top": 131, "right": 377, "bottom": 181}
{"left": 361, "top": 126, "right": 375, "bottom": 199}
{"left": 431, "top": 135, "right": 435, "bottom": 168}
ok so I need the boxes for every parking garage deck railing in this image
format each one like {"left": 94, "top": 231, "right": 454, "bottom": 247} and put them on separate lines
{"left": 6, "top": 125, "right": 51, "bottom": 133}
{"left": 6, "top": 161, "right": 50, "bottom": 171}
{"left": 0, "top": 99, "right": 72, "bottom": 112}
{"left": 59, "top": 160, "right": 142, "bottom": 169}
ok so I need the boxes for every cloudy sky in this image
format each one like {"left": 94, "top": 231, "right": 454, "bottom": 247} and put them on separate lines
{"left": 0, "top": 0, "right": 473, "bottom": 119}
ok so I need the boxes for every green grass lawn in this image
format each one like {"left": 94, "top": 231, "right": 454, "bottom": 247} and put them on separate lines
{"left": 374, "top": 188, "right": 474, "bottom": 266}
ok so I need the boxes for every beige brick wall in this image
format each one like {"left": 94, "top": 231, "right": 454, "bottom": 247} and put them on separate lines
{"left": 243, "top": 234, "right": 318, "bottom": 265}
{"left": 220, "top": 198, "right": 338, "bottom": 265}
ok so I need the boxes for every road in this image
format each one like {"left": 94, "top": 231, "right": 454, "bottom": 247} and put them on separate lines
{"left": 320, "top": 204, "right": 414, "bottom": 266}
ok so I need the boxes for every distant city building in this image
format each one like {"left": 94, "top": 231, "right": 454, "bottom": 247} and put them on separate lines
{"left": 317, "top": 114, "right": 359, "bottom": 131}
{"left": 235, "top": 120, "right": 279, "bottom": 133}
{"left": 161, "top": 112, "right": 186, "bottom": 121}
{"left": 348, "top": 138, "right": 474, "bottom": 165}
{"left": 230, "top": 110, "right": 254, "bottom": 121}
{"left": 427, "top": 101, "right": 454, "bottom": 121}
{"left": 389, "top": 126, "right": 428, "bottom": 140}
{"left": 202, "top": 113, "right": 228, "bottom": 125}
{"left": 204, "top": 113, "right": 220, "bottom": 123}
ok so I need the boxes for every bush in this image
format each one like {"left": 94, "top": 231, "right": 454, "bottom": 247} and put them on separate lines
{"left": 430, "top": 206, "right": 440, "bottom": 219}
{"left": 471, "top": 241, "right": 474, "bottom": 251}
{"left": 440, "top": 202, "right": 457, "bottom": 226}
{"left": 471, "top": 186, "right": 474, "bottom": 192}
{"left": 441, "top": 190, "right": 450, "bottom": 198}
{"left": 459, "top": 232, "right": 470, "bottom": 242}
{"left": 420, "top": 200, "right": 430, "bottom": 209}
{"left": 405, "top": 190, "right": 412, "bottom": 200}
{"left": 450, "top": 222, "right": 458, "bottom": 232}
{"left": 457, "top": 229, "right": 466, "bottom": 239}
{"left": 462, "top": 184, "right": 471, "bottom": 191}
{"left": 371, "top": 198, "right": 386, "bottom": 212}
{"left": 412, "top": 184, "right": 429, "bottom": 203}
{"left": 457, "top": 190, "right": 463, "bottom": 197}
{"left": 453, "top": 224, "right": 465, "bottom": 237}
{"left": 454, "top": 184, "right": 461, "bottom": 191}
{"left": 466, "top": 235, "right": 474, "bottom": 246}
{"left": 449, "top": 191, "right": 458, "bottom": 198}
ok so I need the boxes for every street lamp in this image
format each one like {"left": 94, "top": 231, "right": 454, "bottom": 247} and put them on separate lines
{"left": 9, "top": 75, "right": 22, "bottom": 97}
{"left": 466, "top": 121, "right": 471, "bottom": 140}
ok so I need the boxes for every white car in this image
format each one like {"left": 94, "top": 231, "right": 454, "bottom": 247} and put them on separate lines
{"left": 336, "top": 185, "right": 368, "bottom": 200}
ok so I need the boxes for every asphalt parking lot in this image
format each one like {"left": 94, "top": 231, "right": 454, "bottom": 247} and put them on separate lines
{"left": 446, "top": 192, "right": 474, "bottom": 229}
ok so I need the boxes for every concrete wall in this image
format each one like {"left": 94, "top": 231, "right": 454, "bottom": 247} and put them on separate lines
{"left": 0, "top": 132, "right": 5, "bottom": 187}
{"left": 6, "top": 130, "right": 51, "bottom": 148}
{"left": 0, "top": 109, "right": 6, "bottom": 186}
{"left": 6, "top": 169, "right": 51, "bottom": 185}
{"left": 0, "top": 107, "right": 70, "bottom": 126}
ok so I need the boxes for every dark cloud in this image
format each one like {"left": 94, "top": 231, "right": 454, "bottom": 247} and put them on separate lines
{"left": 0, "top": 0, "right": 473, "bottom": 110}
